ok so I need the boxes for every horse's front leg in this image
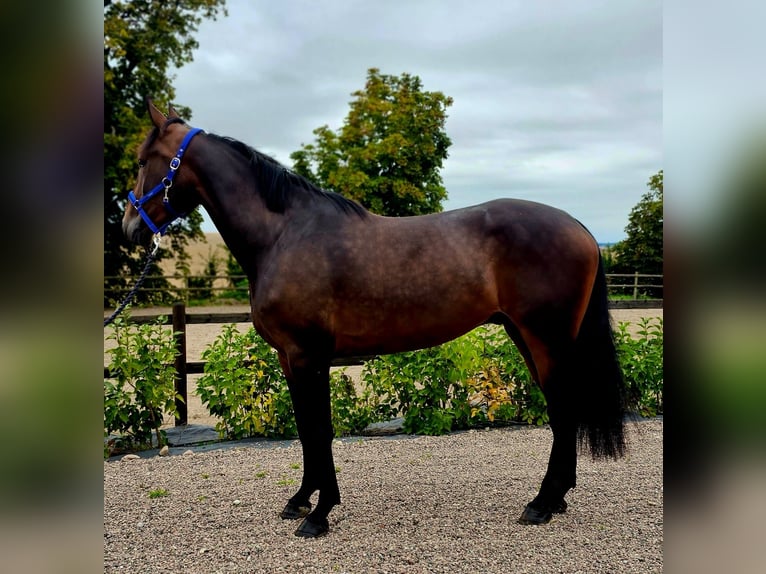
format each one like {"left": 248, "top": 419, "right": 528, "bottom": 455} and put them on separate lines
{"left": 278, "top": 355, "right": 339, "bottom": 538}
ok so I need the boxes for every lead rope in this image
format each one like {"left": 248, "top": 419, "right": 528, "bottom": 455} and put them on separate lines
{"left": 104, "top": 234, "right": 162, "bottom": 327}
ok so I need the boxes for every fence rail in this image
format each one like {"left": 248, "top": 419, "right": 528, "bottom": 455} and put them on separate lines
{"left": 104, "top": 297, "right": 662, "bottom": 427}
{"left": 104, "top": 272, "right": 663, "bottom": 302}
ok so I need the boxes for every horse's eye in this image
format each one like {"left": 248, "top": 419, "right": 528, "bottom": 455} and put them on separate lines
{"left": 138, "top": 159, "right": 146, "bottom": 168}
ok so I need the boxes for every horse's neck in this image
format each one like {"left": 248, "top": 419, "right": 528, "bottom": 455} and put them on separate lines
{"left": 193, "top": 147, "right": 286, "bottom": 278}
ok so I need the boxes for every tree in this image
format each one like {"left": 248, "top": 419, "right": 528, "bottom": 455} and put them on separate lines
{"left": 612, "top": 170, "right": 663, "bottom": 276}
{"left": 290, "top": 68, "right": 453, "bottom": 216}
{"left": 104, "top": 0, "right": 227, "bottom": 305}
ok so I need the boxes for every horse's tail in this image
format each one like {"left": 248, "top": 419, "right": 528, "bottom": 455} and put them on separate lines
{"left": 572, "top": 253, "right": 628, "bottom": 459}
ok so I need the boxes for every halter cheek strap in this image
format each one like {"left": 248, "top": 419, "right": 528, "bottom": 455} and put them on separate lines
{"left": 127, "top": 127, "right": 204, "bottom": 235}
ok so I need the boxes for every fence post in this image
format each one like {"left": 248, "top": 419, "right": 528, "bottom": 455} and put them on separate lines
{"left": 633, "top": 271, "right": 639, "bottom": 299}
{"left": 172, "top": 302, "right": 188, "bottom": 426}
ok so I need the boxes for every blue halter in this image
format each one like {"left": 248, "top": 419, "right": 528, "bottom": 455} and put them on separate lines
{"left": 127, "top": 127, "right": 204, "bottom": 235}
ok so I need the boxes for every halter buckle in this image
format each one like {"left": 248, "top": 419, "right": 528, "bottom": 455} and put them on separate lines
{"left": 151, "top": 233, "right": 162, "bottom": 255}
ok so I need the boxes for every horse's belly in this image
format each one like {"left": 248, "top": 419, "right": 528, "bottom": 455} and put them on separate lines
{"left": 332, "top": 298, "right": 493, "bottom": 357}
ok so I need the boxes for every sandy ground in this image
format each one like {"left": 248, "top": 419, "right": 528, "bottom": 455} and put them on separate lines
{"left": 104, "top": 306, "right": 662, "bottom": 428}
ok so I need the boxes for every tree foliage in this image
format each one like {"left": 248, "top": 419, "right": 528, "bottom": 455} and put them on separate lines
{"left": 104, "top": 0, "right": 227, "bottom": 305}
{"left": 611, "top": 170, "right": 663, "bottom": 275}
{"left": 290, "top": 68, "right": 453, "bottom": 216}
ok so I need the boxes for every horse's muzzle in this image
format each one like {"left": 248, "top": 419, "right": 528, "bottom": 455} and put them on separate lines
{"left": 123, "top": 215, "right": 153, "bottom": 248}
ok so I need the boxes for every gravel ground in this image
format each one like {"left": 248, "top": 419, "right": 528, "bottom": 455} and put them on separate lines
{"left": 104, "top": 418, "right": 662, "bottom": 573}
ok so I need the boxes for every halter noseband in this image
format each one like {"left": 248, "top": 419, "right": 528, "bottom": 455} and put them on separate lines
{"left": 127, "top": 127, "right": 204, "bottom": 235}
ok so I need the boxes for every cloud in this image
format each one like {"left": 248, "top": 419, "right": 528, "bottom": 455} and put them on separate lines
{"left": 174, "top": 0, "right": 662, "bottom": 242}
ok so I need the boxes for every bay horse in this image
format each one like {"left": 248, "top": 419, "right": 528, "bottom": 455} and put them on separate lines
{"left": 122, "top": 101, "right": 628, "bottom": 538}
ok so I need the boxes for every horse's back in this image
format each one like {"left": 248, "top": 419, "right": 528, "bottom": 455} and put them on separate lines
{"left": 254, "top": 197, "right": 599, "bottom": 357}
{"left": 419, "top": 198, "right": 599, "bottom": 286}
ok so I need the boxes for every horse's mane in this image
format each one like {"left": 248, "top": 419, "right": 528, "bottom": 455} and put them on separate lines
{"left": 208, "top": 133, "right": 368, "bottom": 218}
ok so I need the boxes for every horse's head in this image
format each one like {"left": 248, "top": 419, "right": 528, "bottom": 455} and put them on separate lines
{"left": 122, "top": 99, "right": 204, "bottom": 247}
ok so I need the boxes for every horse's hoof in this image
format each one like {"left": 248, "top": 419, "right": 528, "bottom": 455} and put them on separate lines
{"left": 294, "top": 515, "right": 329, "bottom": 538}
{"left": 517, "top": 504, "right": 553, "bottom": 525}
{"left": 279, "top": 501, "right": 312, "bottom": 520}
{"left": 518, "top": 497, "right": 568, "bottom": 525}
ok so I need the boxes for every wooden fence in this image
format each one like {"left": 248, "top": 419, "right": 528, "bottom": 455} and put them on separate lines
{"left": 104, "top": 297, "right": 662, "bottom": 427}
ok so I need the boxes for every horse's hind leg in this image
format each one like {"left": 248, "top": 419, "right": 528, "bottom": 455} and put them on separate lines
{"left": 504, "top": 322, "right": 579, "bottom": 525}
{"left": 278, "top": 354, "right": 340, "bottom": 538}
{"left": 518, "top": 381, "right": 578, "bottom": 524}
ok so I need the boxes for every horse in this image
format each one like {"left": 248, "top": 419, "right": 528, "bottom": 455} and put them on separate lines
{"left": 122, "top": 101, "right": 628, "bottom": 538}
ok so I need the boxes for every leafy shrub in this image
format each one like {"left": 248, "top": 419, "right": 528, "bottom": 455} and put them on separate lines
{"left": 197, "top": 326, "right": 379, "bottom": 439}
{"left": 197, "top": 325, "right": 296, "bottom": 439}
{"left": 358, "top": 327, "right": 550, "bottom": 434}
{"left": 104, "top": 315, "right": 179, "bottom": 453}
{"left": 191, "top": 319, "right": 661, "bottom": 441}
{"left": 107, "top": 316, "right": 662, "bottom": 448}
{"left": 198, "top": 320, "right": 662, "bottom": 438}
{"left": 466, "top": 328, "right": 549, "bottom": 426}
{"left": 360, "top": 335, "right": 482, "bottom": 435}
{"left": 466, "top": 363, "right": 513, "bottom": 422}
{"left": 614, "top": 317, "right": 664, "bottom": 416}
{"left": 330, "top": 370, "right": 375, "bottom": 437}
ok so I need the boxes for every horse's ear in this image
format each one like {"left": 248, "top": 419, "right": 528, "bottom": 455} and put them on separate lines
{"left": 146, "top": 97, "right": 167, "bottom": 129}
{"left": 168, "top": 105, "right": 181, "bottom": 120}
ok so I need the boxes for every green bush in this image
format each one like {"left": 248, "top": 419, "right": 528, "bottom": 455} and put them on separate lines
{"left": 330, "top": 370, "right": 375, "bottom": 437}
{"left": 360, "top": 335, "right": 481, "bottom": 435}
{"left": 104, "top": 315, "right": 179, "bottom": 453}
{"left": 197, "top": 326, "right": 377, "bottom": 439}
{"left": 358, "top": 318, "right": 666, "bottom": 433}
{"left": 614, "top": 317, "right": 664, "bottom": 417}
{"left": 197, "top": 325, "right": 296, "bottom": 440}
{"left": 105, "top": 316, "right": 663, "bottom": 450}
{"left": 360, "top": 328, "right": 550, "bottom": 433}
{"left": 468, "top": 328, "right": 549, "bottom": 426}
{"left": 198, "top": 321, "right": 662, "bottom": 438}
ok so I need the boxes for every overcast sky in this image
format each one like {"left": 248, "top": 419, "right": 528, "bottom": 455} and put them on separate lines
{"left": 172, "top": 0, "right": 662, "bottom": 243}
